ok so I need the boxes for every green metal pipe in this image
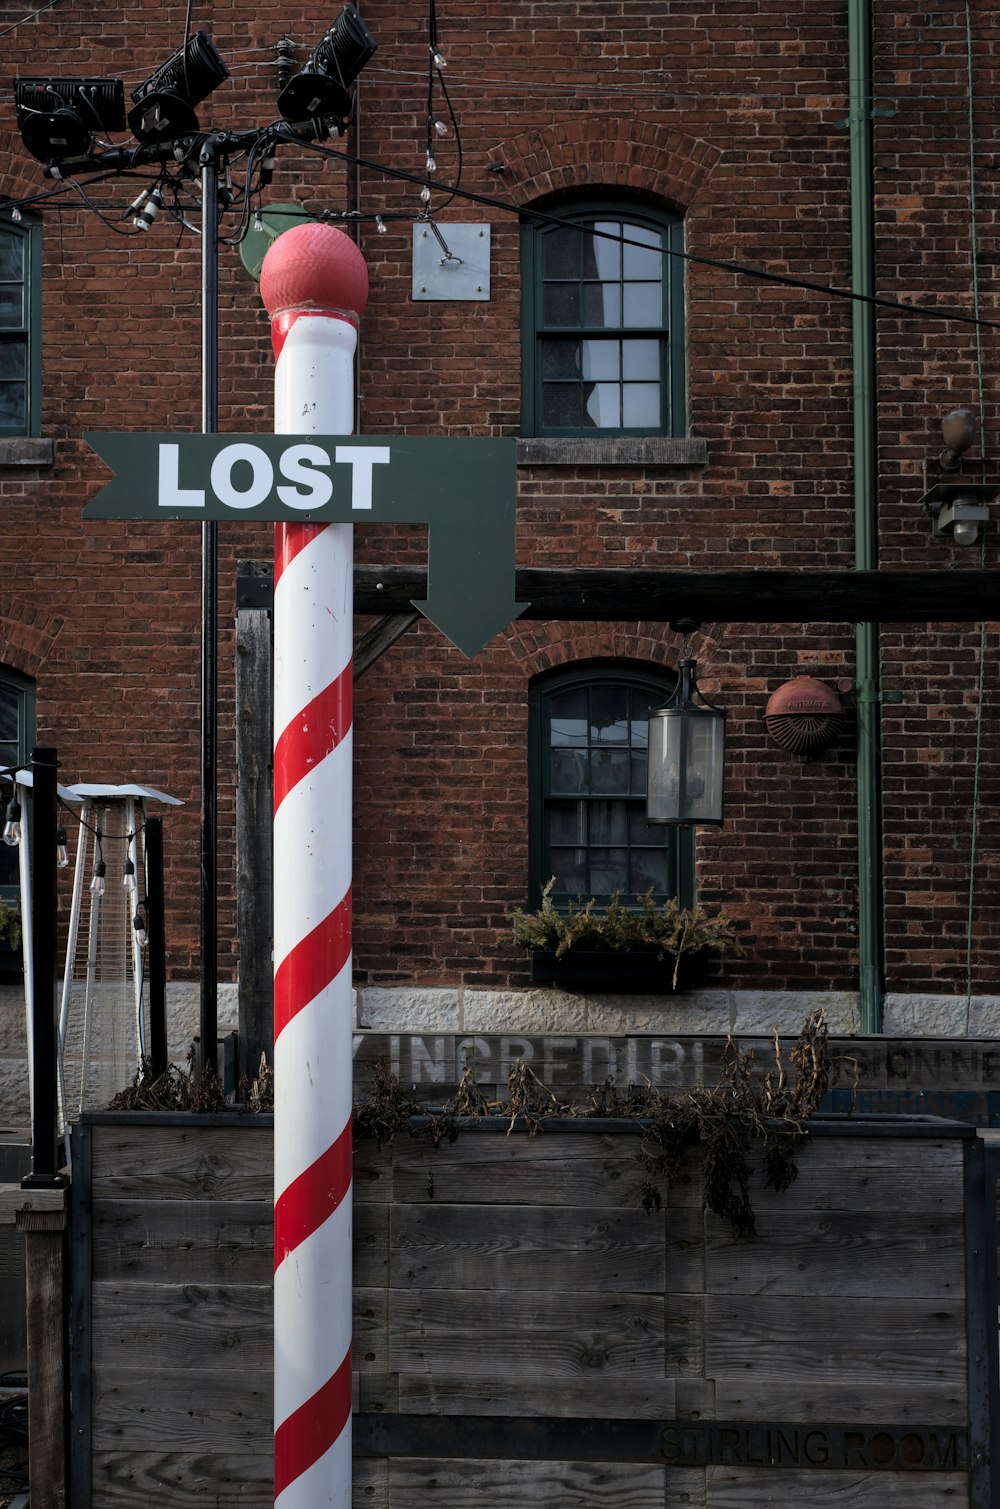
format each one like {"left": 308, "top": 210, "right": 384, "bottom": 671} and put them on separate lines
{"left": 848, "top": 0, "right": 884, "bottom": 1031}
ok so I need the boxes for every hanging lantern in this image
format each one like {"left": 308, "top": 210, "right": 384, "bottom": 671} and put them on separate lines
{"left": 646, "top": 657, "right": 726, "bottom": 826}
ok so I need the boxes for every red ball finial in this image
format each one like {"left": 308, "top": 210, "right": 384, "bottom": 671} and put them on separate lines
{"left": 260, "top": 222, "right": 369, "bottom": 321}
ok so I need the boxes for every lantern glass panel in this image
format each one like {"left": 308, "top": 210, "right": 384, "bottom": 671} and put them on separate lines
{"left": 646, "top": 705, "right": 725, "bottom": 825}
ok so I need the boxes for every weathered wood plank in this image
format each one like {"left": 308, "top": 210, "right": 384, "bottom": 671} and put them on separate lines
{"left": 712, "top": 1377, "right": 968, "bottom": 1427}
{"left": 698, "top": 1208, "right": 965, "bottom": 1299}
{"left": 89, "top": 1126, "right": 272, "bottom": 1201}
{"left": 389, "top": 1203, "right": 666, "bottom": 1292}
{"left": 385, "top": 1456, "right": 665, "bottom": 1507}
{"left": 91, "top": 1199, "right": 273, "bottom": 1284}
{"left": 704, "top": 1466, "right": 967, "bottom": 1505}
{"left": 235, "top": 601, "right": 274, "bottom": 1086}
{"left": 22, "top": 1216, "right": 68, "bottom": 1509}
{"left": 92, "top": 1281, "right": 273, "bottom": 1373}
{"left": 705, "top": 1295, "right": 967, "bottom": 1386}
{"left": 388, "top": 1289, "right": 664, "bottom": 1378}
{"left": 397, "top": 1373, "right": 677, "bottom": 1420}
{"left": 91, "top": 1367, "right": 270, "bottom": 1451}
{"left": 386, "top": 1134, "right": 684, "bottom": 1209}
{"left": 748, "top": 1141, "right": 964, "bottom": 1216}
{"left": 91, "top": 1450, "right": 272, "bottom": 1507}
{"left": 354, "top": 563, "right": 1000, "bottom": 624}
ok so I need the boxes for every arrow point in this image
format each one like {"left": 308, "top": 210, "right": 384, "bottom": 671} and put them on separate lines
{"left": 412, "top": 599, "right": 529, "bottom": 658}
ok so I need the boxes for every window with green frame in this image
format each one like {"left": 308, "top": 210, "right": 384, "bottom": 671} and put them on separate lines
{"left": 0, "top": 667, "right": 35, "bottom": 901}
{"left": 521, "top": 199, "right": 685, "bottom": 437}
{"left": 0, "top": 210, "right": 41, "bottom": 438}
{"left": 528, "top": 665, "right": 695, "bottom": 910}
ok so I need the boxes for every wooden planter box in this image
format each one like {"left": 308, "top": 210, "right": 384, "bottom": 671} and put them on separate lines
{"left": 528, "top": 945, "right": 706, "bottom": 992}
{"left": 67, "top": 1101, "right": 997, "bottom": 1508}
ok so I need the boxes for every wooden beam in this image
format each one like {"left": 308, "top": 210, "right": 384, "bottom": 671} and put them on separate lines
{"left": 354, "top": 567, "right": 1000, "bottom": 623}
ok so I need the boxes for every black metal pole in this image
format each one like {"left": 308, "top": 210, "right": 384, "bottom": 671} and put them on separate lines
{"left": 24, "top": 745, "right": 60, "bottom": 1186}
{"left": 199, "top": 146, "right": 219, "bottom": 1082}
{"left": 145, "top": 816, "right": 168, "bottom": 1079}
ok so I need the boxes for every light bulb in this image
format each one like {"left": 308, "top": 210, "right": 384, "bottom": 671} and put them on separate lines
{"left": 10, "top": 205, "right": 22, "bottom": 223}
{"left": 254, "top": 210, "right": 263, "bottom": 231}
{"left": 2, "top": 798, "right": 21, "bottom": 848}
{"left": 430, "top": 45, "right": 447, "bottom": 68}
{"left": 951, "top": 519, "right": 979, "bottom": 547}
{"left": 431, "top": 116, "right": 448, "bottom": 138}
{"left": 134, "top": 188, "right": 163, "bottom": 232}
{"left": 419, "top": 185, "right": 432, "bottom": 204}
{"left": 128, "top": 188, "right": 149, "bottom": 215}
{"left": 123, "top": 856, "right": 136, "bottom": 892}
{"left": 133, "top": 912, "right": 147, "bottom": 948}
{"left": 425, "top": 153, "right": 437, "bottom": 174}
{"left": 90, "top": 860, "right": 106, "bottom": 898}
{"left": 56, "top": 826, "right": 69, "bottom": 868}
{"left": 375, "top": 215, "right": 387, "bottom": 235}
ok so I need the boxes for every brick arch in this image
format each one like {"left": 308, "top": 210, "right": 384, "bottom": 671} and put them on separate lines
{"left": 0, "top": 132, "right": 47, "bottom": 210}
{"left": 488, "top": 117, "right": 721, "bottom": 213}
{"left": 500, "top": 619, "right": 724, "bottom": 677}
{"left": 0, "top": 601, "right": 64, "bottom": 679}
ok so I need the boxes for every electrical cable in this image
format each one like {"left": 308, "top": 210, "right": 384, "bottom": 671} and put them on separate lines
{"left": 297, "top": 137, "right": 1000, "bottom": 333}
{"left": 0, "top": 0, "right": 59, "bottom": 39}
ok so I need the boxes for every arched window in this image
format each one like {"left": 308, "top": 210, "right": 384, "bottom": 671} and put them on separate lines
{"left": 0, "top": 209, "right": 42, "bottom": 437}
{"left": 0, "top": 666, "right": 35, "bottom": 901}
{"left": 521, "top": 199, "right": 685, "bottom": 437}
{"left": 528, "top": 664, "right": 695, "bottom": 910}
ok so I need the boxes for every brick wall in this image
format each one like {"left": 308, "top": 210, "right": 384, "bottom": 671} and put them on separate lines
{"left": 0, "top": 0, "right": 995, "bottom": 1004}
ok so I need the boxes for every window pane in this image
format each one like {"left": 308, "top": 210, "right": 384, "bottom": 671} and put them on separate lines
{"left": 0, "top": 341, "right": 26, "bottom": 380}
{"left": 550, "top": 802, "right": 587, "bottom": 845}
{"left": 631, "top": 849, "right": 670, "bottom": 893}
{"left": 543, "top": 283, "right": 580, "bottom": 326}
{"left": 0, "top": 285, "right": 23, "bottom": 329}
{"left": 623, "top": 383, "right": 661, "bottom": 427}
{"left": 590, "top": 748, "right": 629, "bottom": 793}
{"left": 542, "top": 340, "right": 582, "bottom": 380}
{"left": 0, "top": 687, "right": 18, "bottom": 747}
{"left": 585, "top": 383, "right": 620, "bottom": 429}
{"left": 551, "top": 846, "right": 587, "bottom": 894}
{"left": 630, "top": 751, "right": 648, "bottom": 794}
{"left": 591, "top": 847, "right": 628, "bottom": 894}
{"left": 549, "top": 688, "right": 589, "bottom": 745}
{"left": 0, "top": 236, "right": 24, "bottom": 282}
{"left": 590, "top": 223, "right": 621, "bottom": 280}
{"left": 581, "top": 341, "right": 619, "bottom": 380}
{"left": 543, "top": 383, "right": 582, "bottom": 429}
{"left": 0, "top": 382, "right": 26, "bottom": 428}
{"left": 550, "top": 748, "right": 589, "bottom": 794}
{"left": 543, "top": 225, "right": 582, "bottom": 278}
{"left": 630, "top": 697, "right": 655, "bottom": 745}
{"left": 623, "top": 283, "right": 661, "bottom": 327}
{"left": 590, "top": 685, "right": 629, "bottom": 744}
{"left": 591, "top": 801, "right": 627, "bottom": 844}
{"left": 583, "top": 283, "right": 620, "bottom": 327}
{"left": 629, "top": 806, "right": 666, "bottom": 843}
{"left": 622, "top": 340, "right": 660, "bottom": 380}
{"left": 622, "top": 225, "right": 661, "bottom": 279}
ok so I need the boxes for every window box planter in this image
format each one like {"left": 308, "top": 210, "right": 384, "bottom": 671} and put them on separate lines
{"left": 528, "top": 945, "right": 708, "bottom": 993}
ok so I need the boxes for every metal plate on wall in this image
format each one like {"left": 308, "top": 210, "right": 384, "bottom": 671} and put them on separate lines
{"left": 412, "top": 222, "right": 490, "bottom": 300}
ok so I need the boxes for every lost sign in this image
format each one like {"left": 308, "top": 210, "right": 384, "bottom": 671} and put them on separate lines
{"left": 83, "top": 432, "right": 524, "bottom": 658}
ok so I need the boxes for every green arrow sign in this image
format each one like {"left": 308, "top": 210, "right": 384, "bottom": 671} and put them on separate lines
{"left": 83, "top": 432, "right": 526, "bottom": 658}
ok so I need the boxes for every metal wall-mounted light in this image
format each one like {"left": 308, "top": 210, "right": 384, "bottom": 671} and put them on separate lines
{"left": 646, "top": 655, "right": 727, "bottom": 827}
{"left": 922, "top": 481, "right": 999, "bottom": 548}
{"left": 277, "top": 4, "right": 377, "bottom": 127}
{"left": 15, "top": 76, "right": 125, "bottom": 172}
{"left": 127, "top": 31, "right": 229, "bottom": 143}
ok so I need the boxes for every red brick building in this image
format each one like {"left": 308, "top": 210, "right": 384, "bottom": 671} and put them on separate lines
{"left": 0, "top": 0, "right": 997, "bottom": 1092}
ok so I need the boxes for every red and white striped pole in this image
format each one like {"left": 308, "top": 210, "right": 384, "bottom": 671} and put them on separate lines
{"left": 260, "top": 223, "right": 369, "bottom": 1509}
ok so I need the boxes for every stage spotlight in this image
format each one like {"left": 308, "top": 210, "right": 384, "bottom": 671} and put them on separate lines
{"left": 128, "top": 32, "right": 229, "bottom": 144}
{"left": 277, "top": 5, "right": 376, "bottom": 126}
{"left": 15, "top": 77, "right": 125, "bottom": 167}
